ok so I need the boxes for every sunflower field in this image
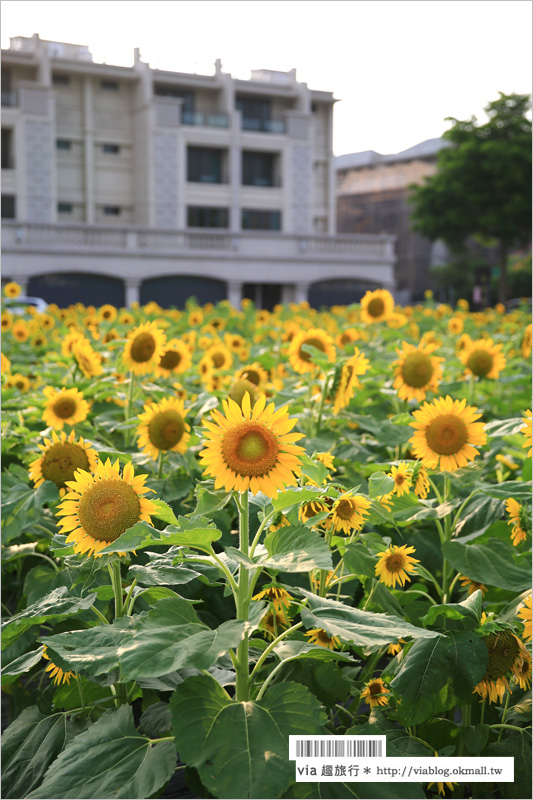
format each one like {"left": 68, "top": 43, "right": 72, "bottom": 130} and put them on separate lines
{"left": 1, "top": 281, "right": 532, "bottom": 800}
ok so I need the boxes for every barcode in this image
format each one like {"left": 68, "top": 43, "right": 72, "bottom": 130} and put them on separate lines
{"left": 294, "top": 739, "right": 383, "bottom": 758}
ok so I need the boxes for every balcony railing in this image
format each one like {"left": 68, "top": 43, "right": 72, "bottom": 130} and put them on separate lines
{"left": 182, "top": 110, "right": 229, "bottom": 128}
{"left": 241, "top": 117, "right": 286, "bottom": 134}
{"left": 1, "top": 91, "right": 18, "bottom": 107}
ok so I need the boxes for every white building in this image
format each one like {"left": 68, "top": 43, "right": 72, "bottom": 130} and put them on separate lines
{"left": 1, "top": 34, "right": 395, "bottom": 308}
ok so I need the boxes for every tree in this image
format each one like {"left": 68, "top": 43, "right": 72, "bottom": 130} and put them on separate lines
{"left": 410, "top": 93, "right": 532, "bottom": 303}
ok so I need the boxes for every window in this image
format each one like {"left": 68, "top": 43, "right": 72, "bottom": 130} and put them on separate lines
{"left": 53, "top": 74, "right": 70, "bottom": 86}
{"left": 101, "top": 80, "right": 119, "bottom": 91}
{"left": 57, "top": 202, "right": 73, "bottom": 214}
{"left": 101, "top": 143, "right": 120, "bottom": 154}
{"left": 154, "top": 85, "right": 195, "bottom": 113}
{"left": 103, "top": 206, "right": 121, "bottom": 216}
{"left": 187, "top": 147, "right": 224, "bottom": 184}
{"left": 1, "top": 129, "right": 14, "bottom": 169}
{"left": 242, "top": 209, "right": 281, "bottom": 231}
{"left": 242, "top": 151, "right": 278, "bottom": 187}
{"left": 1, "top": 195, "right": 16, "bottom": 219}
{"left": 56, "top": 139, "right": 72, "bottom": 151}
{"left": 236, "top": 95, "right": 271, "bottom": 131}
{"left": 187, "top": 207, "right": 229, "bottom": 228}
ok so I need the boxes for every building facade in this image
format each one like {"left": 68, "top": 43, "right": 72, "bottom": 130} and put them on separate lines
{"left": 1, "top": 35, "right": 395, "bottom": 308}
{"left": 336, "top": 139, "right": 449, "bottom": 304}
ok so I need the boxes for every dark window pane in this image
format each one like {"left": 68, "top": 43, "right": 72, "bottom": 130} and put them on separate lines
{"left": 242, "top": 209, "right": 281, "bottom": 231}
{"left": 187, "top": 147, "right": 223, "bottom": 183}
{"left": 103, "top": 206, "right": 121, "bottom": 216}
{"left": 102, "top": 143, "right": 120, "bottom": 154}
{"left": 187, "top": 206, "right": 229, "bottom": 228}
{"left": 242, "top": 151, "right": 276, "bottom": 187}
{"left": 154, "top": 85, "right": 195, "bottom": 113}
{"left": 1, "top": 195, "right": 16, "bottom": 219}
{"left": 57, "top": 202, "right": 73, "bottom": 213}
{"left": 101, "top": 80, "right": 119, "bottom": 91}
{"left": 1, "top": 129, "right": 14, "bottom": 168}
{"left": 53, "top": 74, "right": 70, "bottom": 85}
{"left": 56, "top": 139, "right": 72, "bottom": 150}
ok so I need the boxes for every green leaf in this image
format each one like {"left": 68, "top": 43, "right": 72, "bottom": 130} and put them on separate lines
{"left": 1, "top": 479, "right": 59, "bottom": 544}
{"left": 459, "top": 724, "right": 490, "bottom": 756}
{"left": 421, "top": 590, "right": 482, "bottom": 630}
{"left": 26, "top": 706, "right": 176, "bottom": 799}
{"left": 299, "top": 453, "right": 331, "bottom": 488}
{"left": 299, "top": 590, "right": 440, "bottom": 648}
{"left": 128, "top": 548, "right": 202, "bottom": 586}
{"left": 272, "top": 640, "right": 355, "bottom": 664}
{"left": 170, "top": 675, "right": 326, "bottom": 799}
{"left": 193, "top": 484, "right": 231, "bottom": 516}
{"left": 139, "top": 702, "right": 172, "bottom": 738}
{"left": 262, "top": 525, "right": 333, "bottom": 572}
{"left": 272, "top": 485, "right": 333, "bottom": 513}
{"left": 151, "top": 499, "right": 179, "bottom": 525}
{"left": 98, "top": 520, "right": 221, "bottom": 554}
{"left": 484, "top": 417, "right": 525, "bottom": 437}
{"left": 368, "top": 472, "right": 395, "bottom": 498}
{"left": 484, "top": 731, "right": 532, "bottom": 799}
{"left": 44, "top": 597, "right": 249, "bottom": 681}
{"left": 478, "top": 480, "right": 532, "bottom": 500}
{"left": 442, "top": 538, "right": 531, "bottom": 591}
{"left": 23, "top": 565, "right": 69, "bottom": 606}
{"left": 343, "top": 542, "right": 377, "bottom": 578}
{"left": 1, "top": 588, "right": 95, "bottom": 650}
{"left": 2, "top": 646, "right": 44, "bottom": 685}
{"left": 1, "top": 706, "right": 80, "bottom": 798}
{"left": 454, "top": 493, "right": 505, "bottom": 540}
{"left": 390, "top": 630, "right": 488, "bottom": 726}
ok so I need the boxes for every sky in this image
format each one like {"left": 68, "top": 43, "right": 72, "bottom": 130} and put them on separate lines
{"left": 2, "top": 0, "right": 531, "bottom": 156}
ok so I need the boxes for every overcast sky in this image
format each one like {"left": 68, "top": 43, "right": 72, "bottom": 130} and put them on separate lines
{"left": 2, "top": 0, "right": 531, "bottom": 156}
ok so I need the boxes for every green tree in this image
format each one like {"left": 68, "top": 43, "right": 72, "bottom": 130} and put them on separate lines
{"left": 410, "top": 93, "right": 532, "bottom": 303}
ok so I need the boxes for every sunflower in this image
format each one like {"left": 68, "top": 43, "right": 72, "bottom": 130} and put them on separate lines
{"left": 205, "top": 342, "right": 233, "bottom": 372}
{"left": 326, "top": 493, "right": 371, "bottom": 535}
{"left": 361, "top": 677, "right": 390, "bottom": 708}
{"left": 1, "top": 352, "right": 11, "bottom": 374}
{"left": 1, "top": 311, "right": 13, "bottom": 332}
{"left": 228, "top": 378, "right": 259, "bottom": 410}
{"left": 387, "top": 639, "right": 406, "bottom": 656}
{"left": 288, "top": 328, "right": 336, "bottom": 374}
{"left": 514, "top": 650, "right": 532, "bottom": 690}
{"left": 496, "top": 454, "right": 519, "bottom": 472}
{"left": 7, "top": 372, "right": 31, "bottom": 392}
{"left": 305, "top": 628, "right": 340, "bottom": 650}
{"left": 427, "top": 752, "right": 458, "bottom": 796}
{"left": 136, "top": 397, "right": 190, "bottom": 461}
{"left": 199, "top": 393, "right": 304, "bottom": 497}
{"left": 43, "top": 645, "right": 75, "bottom": 685}
{"left": 224, "top": 332, "right": 246, "bottom": 352}
{"left": 154, "top": 339, "right": 192, "bottom": 378}
{"left": 29, "top": 429, "right": 98, "bottom": 496}
{"left": 72, "top": 341, "right": 103, "bottom": 378}
{"left": 413, "top": 463, "right": 430, "bottom": 499}
{"left": 269, "top": 512, "right": 291, "bottom": 532}
{"left": 234, "top": 362, "right": 269, "bottom": 389}
{"left": 60, "top": 330, "right": 84, "bottom": 357}
{"left": 3, "top": 281, "right": 21, "bottom": 298}
{"left": 98, "top": 304, "right": 117, "bottom": 323}
{"left": 56, "top": 458, "right": 157, "bottom": 556}
{"left": 260, "top": 607, "right": 290, "bottom": 640}
{"left": 521, "top": 324, "right": 532, "bottom": 358}
{"left": 188, "top": 309, "right": 203, "bottom": 326}
{"left": 315, "top": 451, "right": 335, "bottom": 471}
{"left": 409, "top": 396, "right": 487, "bottom": 471}
{"left": 31, "top": 333, "right": 48, "bottom": 349}
{"left": 38, "top": 314, "right": 55, "bottom": 331}
{"left": 473, "top": 629, "right": 525, "bottom": 703}
{"left": 335, "top": 328, "right": 362, "bottom": 349}
{"left": 389, "top": 463, "right": 412, "bottom": 497}
{"left": 298, "top": 498, "right": 332, "bottom": 527}
{"left": 42, "top": 386, "right": 90, "bottom": 429}
{"left": 392, "top": 341, "right": 444, "bottom": 402}
{"left": 517, "top": 595, "right": 532, "bottom": 642}
{"left": 521, "top": 410, "right": 532, "bottom": 458}
{"left": 332, "top": 347, "right": 370, "bottom": 413}
{"left": 505, "top": 498, "right": 530, "bottom": 546}
{"left": 118, "top": 311, "right": 135, "bottom": 325}
{"left": 11, "top": 319, "right": 29, "bottom": 342}
{"left": 460, "top": 337, "right": 506, "bottom": 379}
{"left": 122, "top": 321, "right": 166, "bottom": 375}
{"left": 360, "top": 288, "right": 394, "bottom": 324}
{"left": 457, "top": 299, "right": 469, "bottom": 311}
{"left": 375, "top": 544, "right": 419, "bottom": 588}
{"left": 447, "top": 317, "right": 464, "bottom": 335}
{"left": 252, "top": 584, "right": 293, "bottom": 612}
{"left": 459, "top": 575, "right": 487, "bottom": 597}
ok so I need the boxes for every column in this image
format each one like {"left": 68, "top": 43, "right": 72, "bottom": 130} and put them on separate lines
{"left": 124, "top": 278, "right": 141, "bottom": 308}
{"left": 227, "top": 280, "right": 243, "bottom": 309}
{"left": 294, "top": 282, "right": 310, "bottom": 304}
{"left": 83, "top": 78, "right": 95, "bottom": 224}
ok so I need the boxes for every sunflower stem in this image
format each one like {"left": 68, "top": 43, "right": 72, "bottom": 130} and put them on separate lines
{"left": 250, "top": 621, "right": 303, "bottom": 685}
{"left": 157, "top": 451, "right": 165, "bottom": 479}
{"left": 91, "top": 606, "right": 110, "bottom": 625}
{"left": 124, "top": 371, "right": 135, "bottom": 447}
{"left": 123, "top": 578, "right": 137, "bottom": 616}
{"left": 108, "top": 562, "right": 124, "bottom": 619}
{"left": 497, "top": 693, "right": 511, "bottom": 741}
{"left": 77, "top": 674, "right": 86, "bottom": 713}
{"left": 315, "top": 371, "right": 332, "bottom": 436}
{"left": 458, "top": 704, "right": 472, "bottom": 756}
{"left": 235, "top": 491, "right": 251, "bottom": 702}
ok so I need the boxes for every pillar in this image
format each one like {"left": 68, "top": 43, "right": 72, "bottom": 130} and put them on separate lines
{"left": 125, "top": 278, "right": 141, "bottom": 308}
{"left": 227, "top": 280, "right": 243, "bottom": 309}
{"left": 294, "top": 282, "right": 310, "bottom": 304}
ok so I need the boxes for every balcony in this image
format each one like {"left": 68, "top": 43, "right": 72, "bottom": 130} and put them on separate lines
{"left": 241, "top": 117, "right": 286, "bottom": 134}
{"left": 1, "top": 92, "right": 18, "bottom": 107}
{"left": 182, "top": 110, "right": 229, "bottom": 129}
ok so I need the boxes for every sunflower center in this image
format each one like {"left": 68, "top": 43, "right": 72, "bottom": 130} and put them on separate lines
{"left": 385, "top": 553, "right": 405, "bottom": 572}
{"left": 148, "top": 410, "right": 185, "bottom": 451}
{"left": 482, "top": 630, "right": 520, "bottom": 681}
{"left": 466, "top": 349, "right": 494, "bottom": 377}
{"left": 368, "top": 681, "right": 382, "bottom": 697}
{"left": 160, "top": 350, "right": 182, "bottom": 370}
{"left": 401, "top": 352, "right": 434, "bottom": 388}
{"left": 228, "top": 379, "right": 257, "bottom": 409}
{"left": 425, "top": 414, "right": 468, "bottom": 456}
{"left": 130, "top": 332, "right": 157, "bottom": 363}
{"left": 41, "top": 443, "right": 90, "bottom": 488}
{"left": 367, "top": 298, "right": 385, "bottom": 318}
{"left": 340, "top": 332, "right": 352, "bottom": 345}
{"left": 395, "top": 475, "right": 405, "bottom": 485}
{"left": 222, "top": 422, "right": 280, "bottom": 477}
{"left": 52, "top": 397, "right": 77, "bottom": 420}
{"left": 299, "top": 337, "right": 327, "bottom": 363}
{"left": 211, "top": 351, "right": 226, "bottom": 368}
{"left": 316, "top": 630, "right": 331, "bottom": 645}
{"left": 77, "top": 479, "right": 141, "bottom": 542}
{"left": 336, "top": 499, "right": 354, "bottom": 520}
{"left": 242, "top": 369, "right": 261, "bottom": 386}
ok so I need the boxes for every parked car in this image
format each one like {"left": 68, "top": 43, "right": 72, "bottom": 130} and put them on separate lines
{"left": 3, "top": 296, "right": 49, "bottom": 315}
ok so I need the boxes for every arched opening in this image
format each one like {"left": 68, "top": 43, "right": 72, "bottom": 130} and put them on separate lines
{"left": 308, "top": 278, "right": 382, "bottom": 309}
{"left": 140, "top": 275, "right": 227, "bottom": 308}
{"left": 28, "top": 273, "right": 125, "bottom": 307}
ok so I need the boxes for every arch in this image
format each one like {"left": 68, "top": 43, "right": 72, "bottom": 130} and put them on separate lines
{"left": 27, "top": 272, "right": 125, "bottom": 307}
{"left": 140, "top": 275, "right": 227, "bottom": 308}
{"left": 308, "top": 278, "right": 382, "bottom": 309}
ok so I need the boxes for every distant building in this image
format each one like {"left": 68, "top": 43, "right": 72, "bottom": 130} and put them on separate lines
{"left": 336, "top": 138, "right": 449, "bottom": 303}
{"left": 1, "top": 34, "right": 395, "bottom": 308}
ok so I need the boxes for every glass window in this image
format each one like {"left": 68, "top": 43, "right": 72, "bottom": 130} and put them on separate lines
{"left": 242, "top": 151, "right": 277, "bottom": 187}
{"left": 56, "top": 139, "right": 72, "bottom": 151}
{"left": 58, "top": 202, "right": 73, "bottom": 214}
{"left": 102, "top": 143, "right": 120, "bottom": 154}
{"left": 52, "top": 74, "right": 70, "bottom": 86}
{"left": 236, "top": 95, "right": 271, "bottom": 130}
{"left": 242, "top": 209, "right": 281, "bottom": 231}
{"left": 103, "top": 206, "right": 121, "bottom": 216}
{"left": 101, "top": 80, "right": 119, "bottom": 91}
{"left": 1, "top": 195, "right": 16, "bottom": 219}
{"left": 1, "top": 129, "right": 14, "bottom": 169}
{"left": 187, "top": 147, "right": 224, "bottom": 183}
{"left": 154, "top": 85, "right": 195, "bottom": 113}
{"left": 187, "top": 207, "right": 229, "bottom": 228}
